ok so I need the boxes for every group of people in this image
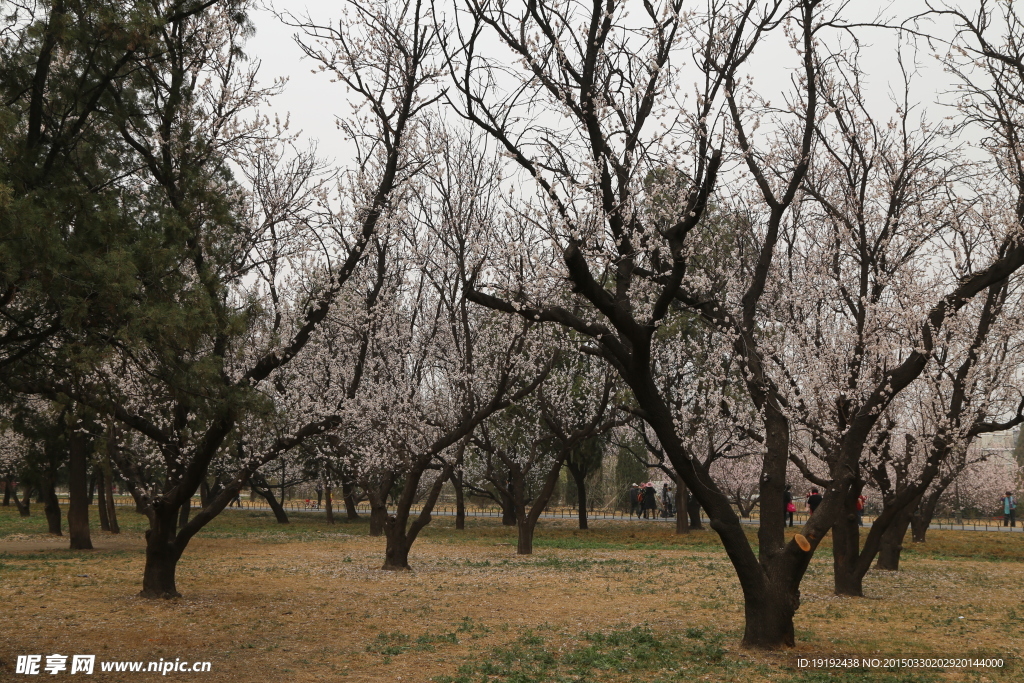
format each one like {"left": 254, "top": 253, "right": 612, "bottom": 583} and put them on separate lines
{"left": 628, "top": 482, "right": 675, "bottom": 519}
{"left": 782, "top": 485, "right": 866, "bottom": 527}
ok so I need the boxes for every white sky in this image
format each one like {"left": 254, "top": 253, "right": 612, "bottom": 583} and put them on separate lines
{"left": 244, "top": 0, "right": 969, "bottom": 171}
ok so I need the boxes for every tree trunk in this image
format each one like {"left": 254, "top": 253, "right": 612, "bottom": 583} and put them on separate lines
{"left": 675, "top": 477, "right": 690, "bottom": 535}
{"left": 68, "top": 429, "right": 93, "bottom": 550}
{"left": 831, "top": 484, "right": 864, "bottom": 597}
{"left": 369, "top": 501, "right": 387, "bottom": 536}
{"left": 324, "top": 486, "right": 334, "bottom": 524}
{"left": 342, "top": 478, "right": 360, "bottom": 520}
{"left": 252, "top": 477, "right": 290, "bottom": 524}
{"left": 500, "top": 488, "right": 516, "bottom": 526}
{"left": 177, "top": 498, "right": 191, "bottom": 531}
{"left": 87, "top": 473, "right": 95, "bottom": 506}
{"left": 2, "top": 478, "right": 12, "bottom": 506}
{"left": 41, "top": 478, "right": 61, "bottom": 535}
{"left": 517, "top": 520, "right": 535, "bottom": 554}
{"left": 741, "top": 582, "right": 798, "bottom": 648}
{"left": 687, "top": 494, "right": 703, "bottom": 530}
{"left": 140, "top": 510, "right": 184, "bottom": 599}
{"left": 382, "top": 528, "right": 412, "bottom": 570}
{"left": 876, "top": 511, "right": 912, "bottom": 571}
{"left": 911, "top": 492, "right": 940, "bottom": 543}
{"left": 13, "top": 484, "right": 31, "bottom": 517}
{"left": 96, "top": 468, "right": 110, "bottom": 532}
{"left": 104, "top": 468, "right": 120, "bottom": 534}
{"left": 452, "top": 471, "right": 466, "bottom": 530}
{"left": 567, "top": 462, "right": 589, "bottom": 530}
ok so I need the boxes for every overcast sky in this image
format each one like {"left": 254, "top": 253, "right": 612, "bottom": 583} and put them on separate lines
{"left": 243, "top": 1, "right": 967, "bottom": 169}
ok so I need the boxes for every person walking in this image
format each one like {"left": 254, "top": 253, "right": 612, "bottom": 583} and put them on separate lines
{"left": 629, "top": 484, "right": 641, "bottom": 519}
{"left": 662, "top": 483, "right": 675, "bottom": 518}
{"left": 643, "top": 482, "right": 658, "bottom": 519}
{"left": 806, "top": 488, "right": 822, "bottom": 515}
{"left": 1003, "top": 491, "right": 1017, "bottom": 527}
{"left": 856, "top": 494, "right": 866, "bottom": 526}
{"left": 784, "top": 485, "right": 795, "bottom": 527}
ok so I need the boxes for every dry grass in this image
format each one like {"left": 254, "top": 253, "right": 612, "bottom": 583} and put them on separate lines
{"left": 1, "top": 506, "right": 1022, "bottom": 682}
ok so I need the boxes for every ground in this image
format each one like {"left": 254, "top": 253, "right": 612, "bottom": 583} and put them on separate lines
{"left": 1, "top": 506, "right": 1022, "bottom": 682}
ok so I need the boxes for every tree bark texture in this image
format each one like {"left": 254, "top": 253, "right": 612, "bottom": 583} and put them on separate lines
{"left": 252, "top": 475, "right": 290, "bottom": 524}
{"left": 97, "top": 467, "right": 110, "bottom": 532}
{"left": 140, "top": 509, "right": 184, "bottom": 598}
{"left": 67, "top": 428, "right": 93, "bottom": 549}
{"left": 567, "top": 462, "right": 589, "bottom": 530}
{"left": 324, "top": 486, "right": 334, "bottom": 524}
{"left": 41, "top": 478, "right": 61, "bottom": 535}
{"left": 13, "top": 484, "right": 31, "bottom": 516}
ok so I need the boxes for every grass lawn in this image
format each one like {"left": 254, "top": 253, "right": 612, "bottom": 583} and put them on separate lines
{"left": 1, "top": 505, "right": 1021, "bottom": 682}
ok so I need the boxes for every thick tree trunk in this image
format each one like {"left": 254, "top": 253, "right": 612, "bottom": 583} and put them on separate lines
{"left": 68, "top": 429, "right": 93, "bottom": 550}
{"left": 41, "top": 478, "right": 61, "bottom": 535}
{"left": 876, "top": 510, "right": 912, "bottom": 571}
{"left": 140, "top": 511, "right": 184, "bottom": 599}
{"left": 568, "top": 463, "right": 589, "bottom": 530}
{"left": 324, "top": 486, "right": 334, "bottom": 524}
{"left": 13, "top": 484, "right": 31, "bottom": 516}
{"left": 2, "top": 478, "right": 12, "bottom": 506}
{"left": 96, "top": 468, "right": 110, "bottom": 532}
{"left": 369, "top": 500, "right": 387, "bottom": 536}
{"left": 517, "top": 520, "right": 535, "bottom": 554}
{"left": 382, "top": 529, "right": 412, "bottom": 570}
{"left": 500, "top": 488, "right": 516, "bottom": 526}
{"left": 741, "top": 582, "right": 798, "bottom": 648}
{"left": 342, "top": 479, "right": 360, "bottom": 520}
{"left": 831, "top": 484, "right": 864, "bottom": 597}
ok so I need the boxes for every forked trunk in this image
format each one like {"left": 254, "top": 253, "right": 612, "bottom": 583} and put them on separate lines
{"left": 140, "top": 511, "right": 184, "bottom": 599}
{"left": 68, "top": 430, "right": 93, "bottom": 550}
{"left": 42, "top": 479, "right": 61, "bottom": 535}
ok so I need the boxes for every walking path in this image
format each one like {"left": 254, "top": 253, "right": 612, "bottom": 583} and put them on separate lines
{"left": 87, "top": 496, "right": 1022, "bottom": 533}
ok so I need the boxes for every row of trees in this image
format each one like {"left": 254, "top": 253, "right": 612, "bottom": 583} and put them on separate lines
{"left": 3, "top": 0, "right": 1024, "bottom": 650}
